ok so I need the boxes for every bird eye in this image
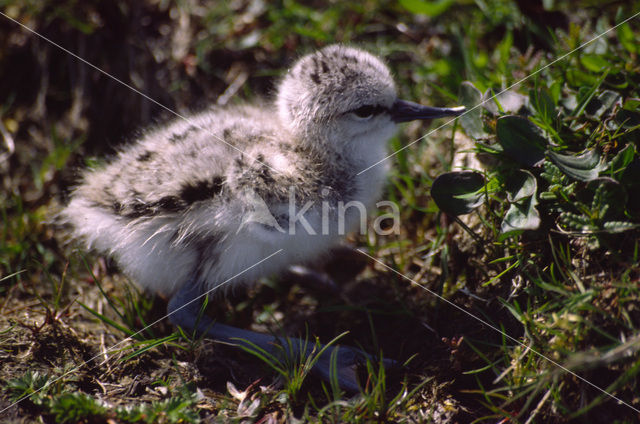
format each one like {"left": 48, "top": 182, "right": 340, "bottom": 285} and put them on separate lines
{"left": 351, "top": 105, "right": 378, "bottom": 120}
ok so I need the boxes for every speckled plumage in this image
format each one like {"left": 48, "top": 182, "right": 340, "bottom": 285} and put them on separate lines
{"left": 61, "top": 45, "right": 464, "bottom": 390}
{"left": 62, "top": 45, "right": 398, "bottom": 295}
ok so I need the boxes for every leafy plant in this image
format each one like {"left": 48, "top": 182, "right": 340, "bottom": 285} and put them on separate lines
{"left": 435, "top": 69, "right": 640, "bottom": 243}
{"left": 115, "top": 383, "right": 200, "bottom": 424}
{"left": 50, "top": 392, "right": 107, "bottom": 424}
{"left": 6, "top": 371, "right": 54, "bottom": 407}
{"left": 427, "top": 13, "right": 640, "bottom": 420}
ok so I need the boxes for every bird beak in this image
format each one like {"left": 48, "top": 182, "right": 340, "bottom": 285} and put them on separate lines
{"left": 390, "top": 99, "right": 466, "bottom": 123}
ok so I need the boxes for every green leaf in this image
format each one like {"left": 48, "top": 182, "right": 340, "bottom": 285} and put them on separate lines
{"left": 608, "top": 144, "right": 636, "bottom": 177}
{"left": 483, "top": 89, "right": 526, "bottom": 115}
{"left": 458, "top": 81, "right": 486, "bottom": 139}
{"left": 547, "top": 149, "right": 604, "bottom": 181}
{"left": 501, "top": 196, "right": 540, "bottom": 234}
{"left": 587, "top": 177, "right": 627, "bottom": 219}
{"left": 558, "top": 211, "right": 593, "bottom": 233}
{"left": 398, "top": 0, "right": 456, "bottom": 17}
{"left": 598, "top": 90, "right": 622, "bottom": 110}
{"left": 505, "top": 170, "right": 537, "bottom": 203}
{"left": 614, "top": 108, "right": 640, "bottom": 129}
{"left": 580, "top": 54, "right": 610, "bottom": 72}
{"left": 606, "top": 70, "right": 628, "bottom": 89}
{"left": 496, "top": 116, "right": 547, "bottom": 166}
{"left": 529, "top": 88, "right": 555, "bottom": 124}
{"left": 431, "top": 171, "right": 485, "bottom": 216}
{"left": 566, "top": 68, "right": 598, "bottom": 87}
{"left": 121, "top": 333, "right": 182, "bottom": 362}
{"left": 621, "top": 159, "right": 640, "bottom": 215}
{"left": 603, "top": 221, "right": 640, "bottom": 233}
{"left": 51, "top": 393, "right": 106, "bottom": 424}
{"left": 572, "top": 69, "right": 609, "bottom": 117}
{"left": 78, "top": 301, "right": 137, "bottom": 338}
{"left": 561, "top": 91, "right": 578, "bottom": 112}
{"left": 549, "top": 80, "right": 562, "bottom": 105}
{"left": 623, "top": 98, "right": 640, "bottom": 111}
{"left": 585, "top": 90, "right": 622, "bottom": 119}
{"left": 616, "top": 21, "right": 638, "bottom": 54}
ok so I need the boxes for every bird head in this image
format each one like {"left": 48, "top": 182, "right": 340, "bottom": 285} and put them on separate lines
{"left": 276, "top": 45, "right": 465, "bottom": 160}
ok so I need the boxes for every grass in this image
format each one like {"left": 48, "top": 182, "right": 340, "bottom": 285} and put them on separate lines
{"left": 237, "top": 329, "right": 349, "bottom": 404}
{"left": 1, "top": 0, "right": 640, "bottom": 422}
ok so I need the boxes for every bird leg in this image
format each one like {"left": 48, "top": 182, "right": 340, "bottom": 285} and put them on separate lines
{"left": 281, "top": 245, "right": 371, "bottom": 293}
{"left": 167, "top": 280, "right": 392, "bottom": 392}
{"left": 282, "top": 264, "right": 340, "bottom": 293}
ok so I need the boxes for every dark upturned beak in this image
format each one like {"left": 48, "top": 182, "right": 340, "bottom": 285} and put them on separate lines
{"left": 390, "top": 99, "right": 466, "bottom": 123}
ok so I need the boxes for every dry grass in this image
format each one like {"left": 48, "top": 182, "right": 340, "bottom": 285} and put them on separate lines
{"left": 2, "top": 1, "right": 640, "bottom": 422}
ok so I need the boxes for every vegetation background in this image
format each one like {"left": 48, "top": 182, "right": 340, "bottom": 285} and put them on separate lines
{"left": 1, "top": 0, "right": 639, "bottom": 422}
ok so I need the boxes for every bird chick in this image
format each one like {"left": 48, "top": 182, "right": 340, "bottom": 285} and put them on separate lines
{"left": 61, "top": 44, "right": 464, "bottom": 391}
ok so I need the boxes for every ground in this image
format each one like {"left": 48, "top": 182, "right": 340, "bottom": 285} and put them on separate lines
{"left": 1, "top": 1, "right": 640, "bottom": 423}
